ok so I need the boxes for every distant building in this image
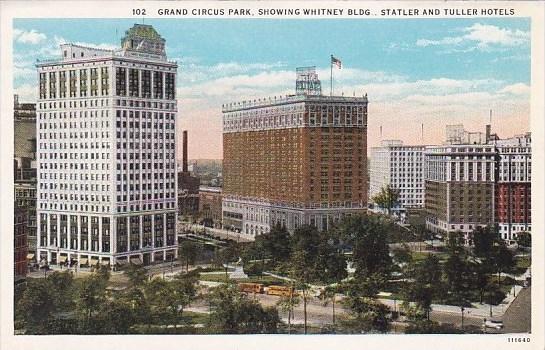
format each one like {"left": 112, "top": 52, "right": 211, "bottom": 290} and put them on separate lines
{"left": 178, "top": 130, "right": 200, "bottom": 217}
{"left": 445, "top": 124, "right": 486, "bottom": 145}
{"left": 425, "top": 144, "right": 497, "bottom": 241}
{"left": 15, "top": 181, "right": 37, "bottom": 258}
{"left": 36, "top": 24, "right": 178, "bottom": 267}
{"left": 493, "top": 133, "right": 531, "bottom": 241}
{"left": 370, "top": 140, "right": 425, "bottom": 209}
{"left": 199, "top": 186, "right": 222, "bottom": 226}
{"left": 14, "top": 201, "right": 28, "bottom": 282}
{"left": 222, "top": 68, "right": 368, "bottom": 235}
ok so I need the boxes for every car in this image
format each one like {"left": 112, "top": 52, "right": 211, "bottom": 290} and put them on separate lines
{"left": 483, "top": 319, "right": 504, "bottom": 330}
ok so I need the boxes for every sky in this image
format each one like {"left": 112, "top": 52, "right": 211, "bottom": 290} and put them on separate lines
{"left": 13, "top": 18, "right": 531, "bottom": 159}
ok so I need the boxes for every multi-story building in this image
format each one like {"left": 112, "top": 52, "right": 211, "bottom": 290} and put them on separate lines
{"left": 36, "top": 24, "right": 178, "bottom": 267}
{"left": 425, "top": 144, "right": 497, "bottom": 240}
{"left": 370, "top": 140, "right": 425, "bottom": 209}
{"left": 199, "top": 186, "right": 223, "bottom": 226}
{"left": 494, "top": 133, "right": 531, "bottom": 241}
{"left": 15, "top": 181, "right": 37, "bottom": 258}
{"left": 222, "top": 69, "right": 368, "bottom": 235}
{"left": 14, "top": 201, "right": 28, "bottom": 282}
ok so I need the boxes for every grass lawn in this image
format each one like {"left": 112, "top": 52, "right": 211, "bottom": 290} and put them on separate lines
{"left": 516, "top": 256, "right": 531, "bottom": 270}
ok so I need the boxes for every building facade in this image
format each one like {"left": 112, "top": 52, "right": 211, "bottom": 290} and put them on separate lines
{"left": 36, "top": 24, "right": 178, "bottom": 267}
{"left": 370, "top": 140, "right": 425, "bottom": 209}
{"left": 14, "top": 201, "right": 28, "bottom": 281}
{"left": 222, "top": 84, "right": 368, "bottom": 235}
{"left": 424, "top": 144, "right": 497, "bottom": 240}
{"left": 199, "top": 186, "right": 222, "bottom": 226}
{"left": 494, "top": 133, "right": 531, "bottom": 241}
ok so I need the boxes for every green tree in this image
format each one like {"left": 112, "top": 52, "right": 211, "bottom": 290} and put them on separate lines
{"left": 372, "top": 185, "right": 400, "bottom": 214}
{"left": 276, "top": 288, "right": 300, "bottom": 334}
{"left": 472, "top": 225, "right": 498, "bottom": 259}
{"left": 178, "top": 240, "right": 201, "bottom": 272}
{"left": 125, "top": 263, "right": 148, "bottom": 287}
{"left": 405, "top": 254, "right": 442, "bottom": 319}
{"left": 259, "top": 223, "right": 292, "bottom": 264}
{"left": 492, "top": 243, "right": 515, "bottom": 286}
{"left": 319, "top": 285, "right": 339, "bottom": 327}
{"left": 77, "top": 273, "right": 109, "bottom": 333}
{"left": 289, "top": 225, "right": 321, "bottom": 334}
{"left": 341, "top": 274, "right": 391, "bottom": 333}
{"left": 337, "top": 215, "right": 392, "bottom": 278}
{"left": 207, "top": 282, "right": 280, "bottom": 334}
{"left": 483, "top": 282, "right": 507, "bottom": 317}
{"left": 443, "top": 251, "right": 472, "bottom": 305}
{"left": 16, "top": 279, "right": 56, "bottom": 334}
{"left": 516, "top": 231, "right": 531, "bottom": 249}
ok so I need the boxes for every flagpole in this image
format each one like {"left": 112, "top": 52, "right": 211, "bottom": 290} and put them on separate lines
{"left": 330, "top": 54, "right": 333, "bottom": 96}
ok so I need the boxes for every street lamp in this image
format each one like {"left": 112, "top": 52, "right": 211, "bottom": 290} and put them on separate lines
{"left": 460, "top": 306, "right": 465, "bottom": 330}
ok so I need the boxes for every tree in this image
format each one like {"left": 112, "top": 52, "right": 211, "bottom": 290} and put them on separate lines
{"left": 16, "top": 279, "right": 56, "bottom": 334}
{"left": 472, "top": 225, "right": 498, "bottom": 259}
{"left": 77, "top": 273, "right": 109, "bottom": 333}
{"left": 207, "top": 282, "right": 280, "bottom": 334}
{"left": 178, "top": 240, "right": 200, "bottom": 272}
{"left": 255, "top": 223, "right": 291, "bottom": 264}
{"left": 516, "top": 231, "right": 531, "bottom": 249}
{"left": 372, "top": 185, "right": 400, "bottom": 214}
{"left": 125, "top": 263, "right": 147, "bottom": 287}
{"left": 483, "top": 282, "right": 507, "bottom": 317}
{"left": 492, "top": 243, "right": 515, "bottom": 286}
{"left": 337, "top": 215, "right": 392, "bottom": 278}
{"left": 443, "top": 251, "right": 472, "bottom": 305}
{"left": 276, "top": 288, "right": 300, "bottom": 334}
{"left": 341, "top": 274, "right": 391, "bottom": 333}
{"left": 319, "top": 285, "right": 338, "bottom": 327}
{"left": 289, "top": 225, "right": 322, "bottom": 334}
{"left": 405, "top": 254, "right": 442, "bottom": 320}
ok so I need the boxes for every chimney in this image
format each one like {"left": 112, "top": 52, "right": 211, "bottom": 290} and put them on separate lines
{"left": 485, "top": 125, "right": 491, "bottom": 144}
{"left": 183, "top": 130, "right": 188, "bottom": 173}
{"left": 14, "top": 94, "right": 19, "bottom": 108}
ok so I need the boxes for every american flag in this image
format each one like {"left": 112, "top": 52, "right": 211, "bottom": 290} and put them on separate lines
{"left": 331, "top": 55, "right": 342, "bottom": 69}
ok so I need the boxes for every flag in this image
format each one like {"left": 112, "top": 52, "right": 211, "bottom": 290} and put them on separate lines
{"left": 331, "top": 55, "right": 342, "bottom": 69}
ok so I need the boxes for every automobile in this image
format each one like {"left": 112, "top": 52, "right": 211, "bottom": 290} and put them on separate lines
{"left": 483, "top": 319, "right": 504, "bottom": 330}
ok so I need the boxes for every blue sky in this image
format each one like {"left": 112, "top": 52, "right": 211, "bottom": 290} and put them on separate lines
{"left": 13, "top": 18, "right": 531, "bottom": 158}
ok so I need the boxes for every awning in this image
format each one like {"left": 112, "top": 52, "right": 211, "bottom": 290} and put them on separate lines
{"left": 116, "top": 259, "right": 129, "bottom": 266}
{"left": 100, "top": 259, "right": 110, "bottom": 266}
{"left": 58, "top": 256, "right": 67, "bottom": 263}
{"left": 79, "top": 258, "right": 88, "bottom": 265}
{"left": 26, "top": 253, "right": 35, "bottom": 260}
{"left": 90, "top": 257, "right": 99, "bottom": 266}
{"left": 130, "top": 257, "right": 143, "bottom": 265}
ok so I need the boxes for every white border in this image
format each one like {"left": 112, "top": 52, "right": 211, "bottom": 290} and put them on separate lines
{"left": 1, "top": 1, "right": 543, "bottom": 350}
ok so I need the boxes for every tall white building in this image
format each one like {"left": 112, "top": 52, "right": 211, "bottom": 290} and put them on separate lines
{"left": 370, "top": 140, "right": 425, "bottom": 209}
{"left": 36, "top": 24, "right": 178, "bottom": 267}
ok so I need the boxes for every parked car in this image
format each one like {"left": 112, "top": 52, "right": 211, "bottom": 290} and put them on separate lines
{"left": 483, "top": 319, "right": 504, "bottom": 330}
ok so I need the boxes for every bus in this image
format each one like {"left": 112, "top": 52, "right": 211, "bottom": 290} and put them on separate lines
{"left": 238, "top": 282, "right": 264, "bottom": 294}
{"left": 266, "top": 285, "right": 297, "bottom": 297}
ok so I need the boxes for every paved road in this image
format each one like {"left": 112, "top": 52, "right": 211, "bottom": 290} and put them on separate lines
{"left": 502, "top": 286, "right": 531, "bottom": 333}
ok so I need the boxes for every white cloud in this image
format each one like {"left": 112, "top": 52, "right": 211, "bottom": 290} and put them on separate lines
{"left": 498, "top": 83, "right": 531, "bottom": 96}
{"left": 14, "top": 84, "right": 37, "bottom": 102}
{"left": 13, "top": 28, "right": 47, "bottom": 44}
{"left": 416, "top": 23, "right": 529, "bottom": 51}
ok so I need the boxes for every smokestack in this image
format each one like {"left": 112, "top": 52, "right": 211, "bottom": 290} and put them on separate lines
{"left": 183, "top": 130, "right": 188, "bottom": 173}
{"left": 485, "top": 110, "right": 492, "bottom": 143}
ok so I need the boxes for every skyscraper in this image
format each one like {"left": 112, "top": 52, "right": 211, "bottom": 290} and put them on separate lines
{"left": 370, "top": 140, "right": 425, "bottom": 209}
{"left": 36, "top": 24, "right": 178, "bottom": 267}
{"left": 222, "top": 68, "right": 368, "bottom": 235}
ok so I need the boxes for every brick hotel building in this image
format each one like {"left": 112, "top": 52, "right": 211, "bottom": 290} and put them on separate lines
{"left": 222, "top": 69, "right": 368, "bottom": 235}
{"left": 36, "top": 24, "right": 178, "bottom": 267}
